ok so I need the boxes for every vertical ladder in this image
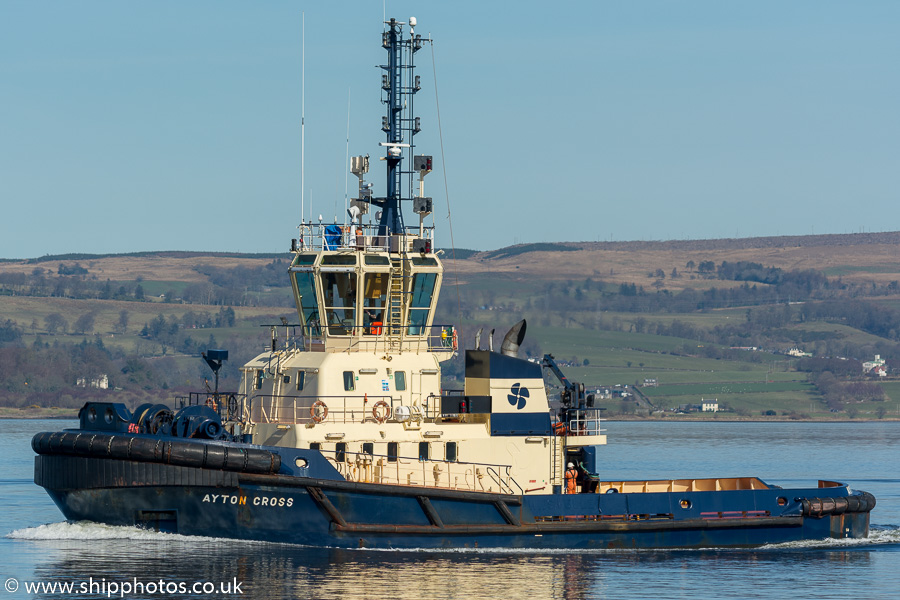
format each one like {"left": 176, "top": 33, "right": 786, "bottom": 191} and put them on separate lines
{"left": 385, "top": 258, "right": 407, "bottom": 350}
{"left": 550, "top": 435, "right": 564, "bottom": 490}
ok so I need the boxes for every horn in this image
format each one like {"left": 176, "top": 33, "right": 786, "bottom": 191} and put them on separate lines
{"left": 500, "top": 319, "right": 527, "bottom": 357}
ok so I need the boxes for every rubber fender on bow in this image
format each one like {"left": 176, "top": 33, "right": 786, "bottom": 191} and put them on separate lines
{"left": 800, "top": 491, "right": 876, "bottom": 517}
{"left": 31, "top": 431, "right": 281, "bottom": 475}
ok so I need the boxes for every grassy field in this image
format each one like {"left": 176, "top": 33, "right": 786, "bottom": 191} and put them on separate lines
{"left": 2, "top": 295, "right": 296, "bottom": 355}
{"left": 5, "top": 237, "right": 900, "bottom": 418}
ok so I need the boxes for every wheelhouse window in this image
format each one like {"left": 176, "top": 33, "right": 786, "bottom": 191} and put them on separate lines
{"left": 255, "top": 370, "right": 263, "bottom": 390}
{"left": 292, "top": 270, "right": 321, "bottom": 337}
{"left": 343, "top": 371, "right": 355, "bottom": 391}
{"left": 408, "top": 273, "right": 437, "bottom": 335}
{"left": 362, "top": 442, "right": 374, "bottom": 455}
{"left": 362, "top": 272, "right": 389, "bottom": 335}
{"left": 310, "top": 442, "right": 320, "bottom": 451}
{"left": 296, "top": 371, "right": 305, "bottom": 391}
{"left": 395, "top": 371, "right": 406, "bottom": 391}
{"left": 320, "top": 271, "right": 357, "bottom": 335}
{"left": 336, "top": 442, "right": 347, "bottom": 463}
{"left": 418, "top": 442, "right": 430, "bottom": 461}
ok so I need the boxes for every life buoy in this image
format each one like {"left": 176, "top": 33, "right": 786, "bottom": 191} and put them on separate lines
{"left": 370, "top": 321, "right": 383, "bottom": 335}
{"left": 310, "top": 400, "right": 328, "bottom": 423}
{"left": 372, "top": 400, "right": 391, "bottom": 424}
{"left": 552, "top": 421, "right": 567, "bottom": 436}
{"left": 452, "top": 329, "right": 458, "bottom": 351}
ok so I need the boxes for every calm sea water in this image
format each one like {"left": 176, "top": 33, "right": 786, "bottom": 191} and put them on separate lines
{"left": 2, "top": 418, "right": 899, "bottom": 600}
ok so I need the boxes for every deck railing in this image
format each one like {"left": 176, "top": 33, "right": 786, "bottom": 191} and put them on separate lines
{"left": 317, "top": 448, "right": 520, "bottom": 494}
{"left": 298, "top": 323, "right": 457, "bottom": 355}
{"left": 296, "top": 222, "right": 435, "bottom": 253}
{"left": 175, "top": 391, "right": 246, "bottom": 422}
{"left": 563, "top": 408, "right": 607, "bottom": 437}
{"left": 246, "top": 393, "right": 442, "bottom": 425}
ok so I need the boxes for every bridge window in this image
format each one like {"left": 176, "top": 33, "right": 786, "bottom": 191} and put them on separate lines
{"left": 310, "top": 442, "right": 320, "bottom": 450}
{"left": 336, "top": 442, "right": 346, "bottom": 463}
{"left": 387, "top": 442, "right": 398, "bottom": 463}
{"left": 418, "top": 442, "right": 430, "bottom": 461}
{"left": 362, "top": 272, "right": 389, "bottom": 335}
{"left": 408, "top": 273, "right": 437, "bottom": 335}
{"left": 362, "top": 442, "right": 374, "bottom": 454}
{"left": 320, "top": 271, "right": 357, "bottom": 335}
{"left": 255, "top": 370, "right": 263, "bottom": 390}
{"left": 322, "top": 255, "right": 356, "bottom": 265}
{"left": 411, "top": 257, "right": 438, "bottom": 266}
{"left": 292, "top": 271, "right": 321, "bottom": 337}
{"left": 395, "top": 371, "right": 406, "bottom": 391}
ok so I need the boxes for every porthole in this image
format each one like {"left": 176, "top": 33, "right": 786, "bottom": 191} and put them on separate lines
{"left": 777, "top": 496, "right": 788, "bottom": 506}
{"left": 294, "top": 457, "right": 308, "bottom": 469}
{"left": 680, "top": 499, "right": 692, "bottom": 509}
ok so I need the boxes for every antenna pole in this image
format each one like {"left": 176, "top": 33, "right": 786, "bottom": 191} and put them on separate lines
{"left": 344, "top": 87, "right": 351, "bottom": 225}
{"left": 300, "top": 12, "right": 306, "bottom": 229}
{"left": 376, "top": 18, "right": 424, "bottom": 238}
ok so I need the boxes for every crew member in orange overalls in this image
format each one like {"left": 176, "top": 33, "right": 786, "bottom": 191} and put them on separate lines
{"left": 565, "top": 462, "right": 578, "bottom": 494}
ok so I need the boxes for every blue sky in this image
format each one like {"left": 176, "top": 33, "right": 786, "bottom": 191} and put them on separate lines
{"left": 2, "top": 1, "right": 898, "bottom": 258}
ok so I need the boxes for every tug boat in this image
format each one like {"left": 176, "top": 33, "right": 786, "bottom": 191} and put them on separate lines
{"left": 33, "top": 18, "right": 874, "bottom": 549}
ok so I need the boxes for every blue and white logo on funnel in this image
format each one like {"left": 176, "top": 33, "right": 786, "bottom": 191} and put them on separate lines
{"left": 508, "top": 383, "right": 529, "bottom": 410}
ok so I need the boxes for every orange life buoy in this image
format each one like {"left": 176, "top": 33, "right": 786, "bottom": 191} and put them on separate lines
{"left": 310, "top": 400, "right": 328, "bottom": 423}
{"left": 372, "top": 400, "right": 391, "bottom": 424}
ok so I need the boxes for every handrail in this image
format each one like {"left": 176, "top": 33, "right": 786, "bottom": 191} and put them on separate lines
{"left": 247, "top": 394, "right": 397, "bottom": 425}
{"left": 315, "top": 448, "right": 521, "bottom": 494}
{"left": 485, "top": 466, "right": 520, "bottom": 496}
{"left": 563, "top": 408, "right": 606, "bottom": 437}
{"left": 296, "top": 323, "right": 456, "bottom": 354}
{"left": 175, "top": 391, "right": 247, "bottom": 422}
{"left": 297, "top": 221, "right": 435, "bottom": 252}
{"left": 246, "top": 388, "right": 445, "bottom": 425}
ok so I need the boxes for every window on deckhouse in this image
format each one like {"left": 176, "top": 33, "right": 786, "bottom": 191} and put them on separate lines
{"left": 362, "top": 272, "right": 389, "bottom": 335}
{"left": 320, "top": 271, "right": 357, "bottom": 335}
{"left": 408, "top": 273, "right": 437, "bottom": 335}
{"left": 292, "top": 271, "right": 320, "bottom": 337}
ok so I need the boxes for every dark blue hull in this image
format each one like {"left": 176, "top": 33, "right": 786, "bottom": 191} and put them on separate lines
{"left": 34, "top": 449, "right": 873, "bottom": 550}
